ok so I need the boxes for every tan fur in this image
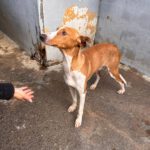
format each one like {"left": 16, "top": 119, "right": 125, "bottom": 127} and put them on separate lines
{"left": 46, "top": 27, "right": 125, "bottom": 90}
{"left": 40, "top": 27, "right": 126, "bottom": 127}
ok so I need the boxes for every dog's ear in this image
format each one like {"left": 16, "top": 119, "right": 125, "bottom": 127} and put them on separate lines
{"left": 77, "top": 35, "right": 91, "bottom": 48}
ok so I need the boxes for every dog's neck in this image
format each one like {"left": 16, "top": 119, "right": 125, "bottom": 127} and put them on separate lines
{"left": 61, "top": 46, "right": 80, "bottom": 58}
{"left": 61, "top": 47, "right": 84, "bottom": 71}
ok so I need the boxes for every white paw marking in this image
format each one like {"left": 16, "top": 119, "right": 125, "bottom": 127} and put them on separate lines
{"left": 75, "top": 118, "right": 82, "bottom": 128}
{"left": 90, "top": 84, "right": 97, "bottom": 90}
{"left": 117, "top": 89, "right": 125, "bottom": 94}
{"left": 68, "top": 104, "right": 77, "bottom": 113}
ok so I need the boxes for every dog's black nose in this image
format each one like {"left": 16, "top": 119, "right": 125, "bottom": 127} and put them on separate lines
{"left": 40, "top": 34, "right": 47, "bottom": 42}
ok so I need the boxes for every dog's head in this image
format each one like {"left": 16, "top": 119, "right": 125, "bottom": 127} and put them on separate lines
{"left": 40, "top": 27, "right": 91, "bottom": 49}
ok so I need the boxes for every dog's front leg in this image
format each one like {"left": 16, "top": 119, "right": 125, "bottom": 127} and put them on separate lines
{"left": 68, "top": 86, "right": 78, "bottom": 112}
{"left": 75, "top": 90, "right": 86, "bottom": 128}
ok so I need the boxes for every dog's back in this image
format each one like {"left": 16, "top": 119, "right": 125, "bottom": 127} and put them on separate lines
{"left": 82, "top": 43, "right": 121, "bottom": 75}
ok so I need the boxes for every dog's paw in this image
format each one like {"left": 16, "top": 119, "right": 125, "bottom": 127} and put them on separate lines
{"left": 90, "top": 84, "right": 97, "bottom": 90}
{"left": 75, "top": 118, "right": 82, "bottom": 128}
{"left": 117, "top": 89, "right": 125, "bottom": 94}
{"left": 68, "top": 104, "right": 77, "bottom": 113}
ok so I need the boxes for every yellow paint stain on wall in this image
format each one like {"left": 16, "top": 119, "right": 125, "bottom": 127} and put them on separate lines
{"left": 63, "top": 5, "right": 97, "bottom": 41}
{"left": 43, "top": 27, "right": 50, "bottom": 33}
{"left": 63, "top": 5, "right": 77, "bottom": 23}
{"left": 87, "top": 11, "right": 97, "bottom": 34}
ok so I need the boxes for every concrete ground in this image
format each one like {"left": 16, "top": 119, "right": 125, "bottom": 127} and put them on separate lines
{"left": 0, "top": 31, "right": 150, "bottom": 150}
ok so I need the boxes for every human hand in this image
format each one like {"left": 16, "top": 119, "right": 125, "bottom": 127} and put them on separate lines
{"left": 14, "top": 86, "right": 34, "bottom": 102}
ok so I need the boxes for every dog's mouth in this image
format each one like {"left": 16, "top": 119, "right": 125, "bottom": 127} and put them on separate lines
{"left": 51, "top": 44, "right": 57, "bottom": 47}
{"left": 40, "top": 34, "right": 47, "bottom": 43}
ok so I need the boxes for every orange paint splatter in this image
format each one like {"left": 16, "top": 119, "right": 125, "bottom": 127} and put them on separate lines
{"left": 63, "top": 5, "right": 97, "bottom": 37}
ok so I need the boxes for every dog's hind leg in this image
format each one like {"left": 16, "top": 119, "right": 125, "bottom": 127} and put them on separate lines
{"left": 68, "top": 86, "right": 78, "bottom": 112}
{"left": 108, "top": 67, "right": 126, "bottom": 94}
{"left": 90, "top": 71, "right": 100, "bottom": 90}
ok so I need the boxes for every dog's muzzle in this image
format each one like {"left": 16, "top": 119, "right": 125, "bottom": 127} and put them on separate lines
{"left": 40, "top": 34, "right": 47, "bottom": 42}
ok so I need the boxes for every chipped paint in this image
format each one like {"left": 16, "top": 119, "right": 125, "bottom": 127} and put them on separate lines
{"left": 63, "top": 5, "right": 97, "bottom": 44}
{"left": 38, "top": 1, "right": 99, "bottom": 61}
{"left": 39, "top": 0, "right": 45, "bottom": 33}
{"left": 0, "top": 31, "right": 19, "bottom": 55}
{"left": 119, "top": 64, "right": 131, "bottom": 71}
{"left": 120, "top": 63, "right": 150, "bottom": 82}
{"left": 0, "top": 31, "right": 40, "bottom": 71}
{"left": 142, "top": 75, "right": 150, "bottom": 82}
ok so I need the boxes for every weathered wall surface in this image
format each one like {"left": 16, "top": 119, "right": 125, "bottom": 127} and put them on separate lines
{"left": 0, "top": 0, "right": 40, "bottom": 55}
{"left": 95, "top": 0, "right": 150, "bottom": 76}
{"left": 39, "top": 0, "right": 100, "bottom": 61}
{"left": 1, "top": 0, "right": 150, "bottom": 75}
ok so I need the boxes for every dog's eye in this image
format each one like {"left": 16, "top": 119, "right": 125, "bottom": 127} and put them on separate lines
{"left": 62, "top": 30, "right": 67, "bottom": 36}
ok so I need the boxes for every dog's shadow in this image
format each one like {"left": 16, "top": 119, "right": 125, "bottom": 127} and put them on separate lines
{"left": 43, "top": 70, "right": 74, "bottom": 110}
{"left": 45, "top": 67, "right": 120, "bottom": 106}
{"left": 88, "top": 67, "right": 121, "bottom": 91}
{"left": 44, "top": 67, "right": 123, "bottom": 125}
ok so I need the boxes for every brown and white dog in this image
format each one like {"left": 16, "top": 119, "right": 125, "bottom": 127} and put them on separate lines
{"left": 40, "top": 27, "right": 127, "bottom": 128}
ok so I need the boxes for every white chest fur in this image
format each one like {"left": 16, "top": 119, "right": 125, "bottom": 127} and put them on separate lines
{"left": 63, "top": 53, "right": 85, "bottom": 93}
